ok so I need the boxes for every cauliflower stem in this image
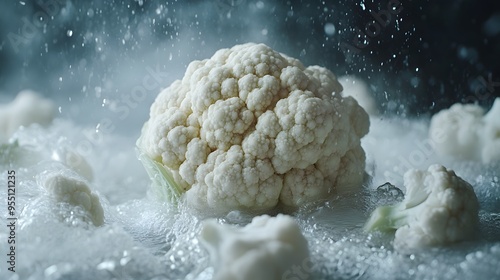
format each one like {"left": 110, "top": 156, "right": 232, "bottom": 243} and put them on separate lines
{"left": 365, "top": 185, "right": 429, "bottom": 232}
{"left": 364, "top": 203, "right": 418, "bottom": 232}
{"left": 137, "top": 147, "right": 183, "bottom": 204}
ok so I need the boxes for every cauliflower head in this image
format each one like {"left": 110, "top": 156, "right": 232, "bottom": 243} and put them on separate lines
{"left": 365, "top": 164, "right": 479, "bottom": 250}
{"left": 429, "top": 98, "right": 500, "bottom": 163}
{"left": 138, "top": 43, "right": 369, "bottom": 213}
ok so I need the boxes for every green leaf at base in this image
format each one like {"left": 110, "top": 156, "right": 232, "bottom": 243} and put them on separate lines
{"left": 136, "top": 147, "right": 184, "bottom": 205}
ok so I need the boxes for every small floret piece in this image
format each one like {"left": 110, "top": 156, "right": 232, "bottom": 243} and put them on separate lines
{"left": 364, "top": 164, "right": 479, "bottom": 249}
{"left": 51, "top": 149, "right": 94, "bottom": 181}
{"left": 429, "top": 98, "right": 500, "bottom": 163}
{"left": 199, "top": 214, "right": 309, "bottom": 280}
{"left": 44, "top": 174, "right": 104, "bottom": 226}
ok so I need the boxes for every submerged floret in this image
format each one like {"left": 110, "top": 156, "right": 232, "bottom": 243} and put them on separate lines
{"left": 44, "top": 174, "right": 104, "bottom": 226}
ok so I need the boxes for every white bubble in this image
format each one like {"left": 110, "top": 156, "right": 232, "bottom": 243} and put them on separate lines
{"left": 324, "top": 23, "right": 336, "bottom": 36}
{"left": 66, "top": 30, "right": 73, "bottom": 37}
{"left": 95, "top": 87, "right": 102, "bottom": 98}
{"left": 411, "top": 77, "right": 420, "bottom": 88}
{"left": 87, "top": 8, "right": 94, "bottom": 17}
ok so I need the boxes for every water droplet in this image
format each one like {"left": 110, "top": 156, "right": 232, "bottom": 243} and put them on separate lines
{"left": 66, "top": 30, "right": 73, "bottom": 37}
{"left": 97, "top": 260, "right": 115, "bottom": 271}
{"left": 120, "top": 256, "right": 131, "bottom": 266}
{"left": 95, "top": 87, "right": 102, "bottom": 98}
{"left": 87, "top": 8, "right": 94, "bottom": 17}
{"left": 44, "top": 265, "right": 58, "bottom": 277}
{"left": 411, "top": 77, "right": 420, "bottom": 88}
{"left": 324, "top": 23, "right": 336, "bottom": 36}
{"left": 374, "top": 182, "right": 404, "bottom": 205}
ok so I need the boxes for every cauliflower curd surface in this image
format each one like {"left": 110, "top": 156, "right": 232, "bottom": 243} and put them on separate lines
{"left": 138, "top": 43, "right": 369, "bottom": 212}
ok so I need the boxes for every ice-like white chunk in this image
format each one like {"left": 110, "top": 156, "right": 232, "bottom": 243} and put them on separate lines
{"left": 0, "top": 90, "right": 56, "bottom": 142}
{"left": 339, "top": 75, "right": 378, "bottom": 115}
{"left": 199, "top": 214, "right": 309, "bottom": 280}
{"left": 429, "top": 98, "right": 500, "bottom": 163}
{"left": 43, "top": 174, "right": 104, "bottom": 226}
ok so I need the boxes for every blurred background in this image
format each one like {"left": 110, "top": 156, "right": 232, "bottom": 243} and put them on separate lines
{"left": 0, "top": 0, "right": 499, "bottom": 132}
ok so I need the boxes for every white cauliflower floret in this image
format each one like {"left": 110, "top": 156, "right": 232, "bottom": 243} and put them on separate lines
{"left": 0, "top": 90, "right": 56, "bottom": 142}
{"left": 429, "top": 98, "right": 500, "bottom": 163}
{"left": 338, "top": 75, "right": 379, "bottom": 115}
{"left": 51, "top": 149, "right": 94, "bottom": 181}
{"left": 43, "top": 174, "right": 104, "bottom": 226}
{"left": 138, "top": 43, "right": 369, "bottom": 213}
{"left": 199, "top": 214, "right": 309, "bottom": 280}
{"left": 364, "top": 164, "right": 479, "bottom": 250}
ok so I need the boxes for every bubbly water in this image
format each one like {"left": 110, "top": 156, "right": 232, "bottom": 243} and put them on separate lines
{"left": 0, "top": 116, "right": 498, "bottom": 280}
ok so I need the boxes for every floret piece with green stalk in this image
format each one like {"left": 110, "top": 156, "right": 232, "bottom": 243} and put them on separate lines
{"left": 364, "top": 164, "right": 479, "bottom": 249}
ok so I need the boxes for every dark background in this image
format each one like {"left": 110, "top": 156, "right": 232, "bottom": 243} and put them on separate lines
{"left": 0, "top": 0, "right": 499, "bottom": 124}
